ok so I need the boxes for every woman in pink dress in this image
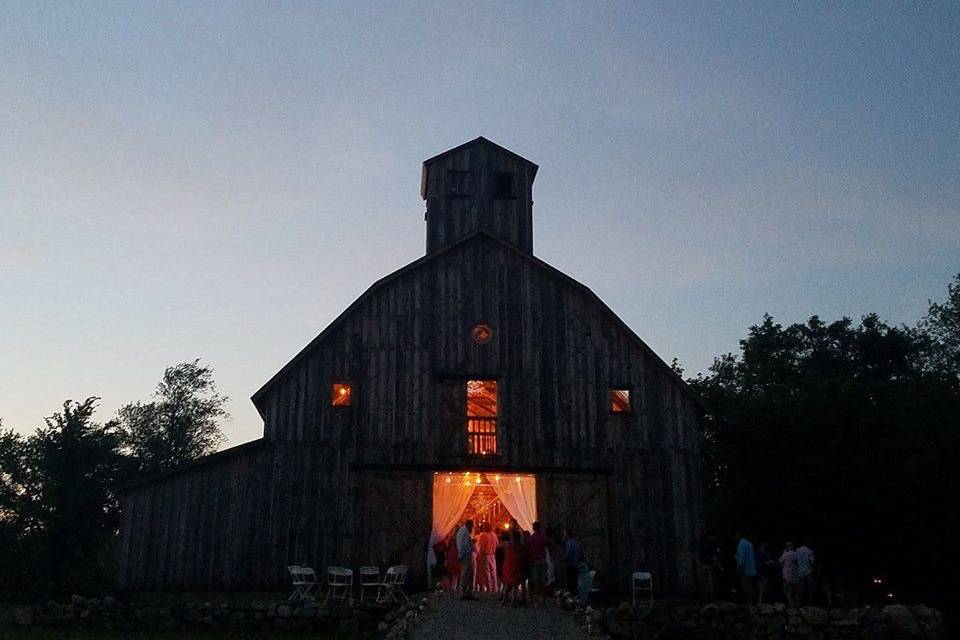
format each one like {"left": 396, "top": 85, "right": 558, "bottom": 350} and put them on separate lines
{"left": 474, "top": 522, "right": 500, "bottom": 592}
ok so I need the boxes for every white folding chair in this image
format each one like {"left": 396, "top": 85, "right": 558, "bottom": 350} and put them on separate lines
{"left": 288, "top": 565, "right": 305, "bottom": 601}
{"left": 394, "top": 565, "right": 410, "bottom": 603}
{"left": 377, "top": 565, "right": 410, "bottom": 604}
{"left": 288, "top": 565, "right": 318, "bottom": 601}
{"left": 324, "top": 566, "right": 354, "bottom": 604}
{"left": 632, "top": 571, "right": 653, "bottom": 607}
{"left": 358, "top": 566, "right": 380, "bottom": 601}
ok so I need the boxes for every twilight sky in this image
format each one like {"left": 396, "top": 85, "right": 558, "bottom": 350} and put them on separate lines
{"left": 2, "top": 2, "right": 958, "bottom": 445}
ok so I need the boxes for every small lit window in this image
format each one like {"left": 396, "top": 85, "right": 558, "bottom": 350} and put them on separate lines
{"left": 493, "top": 172, "right": 514, "bottom": 198}
{"left": 446, "top": 170, "right": 469, "bottom": 196}
{"left": 611, "top": 388, "right": 631, "bottom": 413}
{"left": 332, "top": 383, "right": 352, "bottom": 407}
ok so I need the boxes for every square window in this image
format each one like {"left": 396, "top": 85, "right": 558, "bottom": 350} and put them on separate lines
{"left": 332, "top": 383, "right": 352, "bottom": 407}
{"left": 446, "top": 170, "right": 469, "bottom": 196}
{"left": 611, "top": 388, "right": 631, "bottom": 413}
{"left": 493, "top": 172, "right": 514, "bottom": 198}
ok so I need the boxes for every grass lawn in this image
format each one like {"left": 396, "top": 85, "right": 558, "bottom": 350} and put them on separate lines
{"left": 2, "top": 630, "right": 353, "bottom": 640}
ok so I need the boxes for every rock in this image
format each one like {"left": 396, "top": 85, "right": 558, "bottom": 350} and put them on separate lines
{"left": 71, "top": 595, "right": 87, "bottom": 605}
{"left": 378, "top": 621, "right": 389, "bottom": 631}
{"left": 774, "top": 602, "right": 786, "bottom": 612}
{"left": 700, "top": 603, "right": 720, "bottom": 616}
{"left": 718, "top": 601, "right": 737, "bottom": 613}
{"left": 276, "top": 605, "right": 292, "bottom": 618}
{"left": 338, "top": 617, "right": 361, "bottom": 633}
{"left": 909, "top": 605, "right": 944, "bottom": 634}
{"left": 103, "top": 596, "right": 116, "bottom": 606}
{"left": 881, "top": 605, "right": 920, "bottom": 638}
{"left": 800, "top": 607, "right": 829, "bottom": 626}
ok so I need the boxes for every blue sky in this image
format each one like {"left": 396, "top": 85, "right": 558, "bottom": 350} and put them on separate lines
{"left": 2, "top": 2, "right": 958, "bottom": 444}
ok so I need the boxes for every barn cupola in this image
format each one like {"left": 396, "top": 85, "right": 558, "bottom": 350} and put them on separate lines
{"left": 421, "top": 137, "right": 538, "bottom": 255}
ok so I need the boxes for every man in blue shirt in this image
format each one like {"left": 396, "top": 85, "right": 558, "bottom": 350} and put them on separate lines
{"left": 735, "top": 533, "right": 757, "bottom": 603}
{"left": 562, "top": 528, "right": 584, "bottom": 595}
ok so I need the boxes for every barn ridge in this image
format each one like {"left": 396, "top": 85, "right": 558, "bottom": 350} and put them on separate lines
{"left": 251, "top": 229, "right": 694, "bottom": 414}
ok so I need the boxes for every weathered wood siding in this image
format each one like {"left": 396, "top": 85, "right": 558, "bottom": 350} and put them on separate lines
{"left": 118, "top": 136, "right": 701, "bottom": 593}
{"left": 249, "top": 233, "right": 702, "bottom": 593}
{"left": 118, "top": 442, "right": 356, "bottom": 591}
{"left": 423, "top": 141, "right": 536, "bottom": 255}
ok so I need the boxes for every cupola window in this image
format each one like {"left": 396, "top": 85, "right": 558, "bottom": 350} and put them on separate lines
{"left": 493, "top": 171, "right": 514, "bottom": 198}
{"left": 446, "top": 170, "right": 470, "bottom": 196}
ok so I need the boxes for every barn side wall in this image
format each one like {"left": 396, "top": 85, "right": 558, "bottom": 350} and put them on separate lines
{"left": 117, "top": 441, "right": 356, "bottom": 592}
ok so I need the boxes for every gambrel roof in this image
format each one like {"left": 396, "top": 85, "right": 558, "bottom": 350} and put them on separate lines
{"left": 251, "top": 231, "right": 697, "bottom": 416}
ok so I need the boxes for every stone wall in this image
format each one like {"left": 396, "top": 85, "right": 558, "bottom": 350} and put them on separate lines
{"left": 1, "top": 594, "right": 428, "bottom": 635}
{"left": 570, "top": 600, "right": 946, "bottom": 640}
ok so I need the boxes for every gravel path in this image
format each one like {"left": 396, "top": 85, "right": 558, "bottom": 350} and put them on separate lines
{"left": 408, "top": 593, "right": 589, "bottom": 640}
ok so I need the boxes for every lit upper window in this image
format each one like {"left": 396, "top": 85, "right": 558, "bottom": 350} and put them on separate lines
{"left": 332, "top": 383, "right": 352, "bottom": 407}
{"left": 467, "top": 379, "right": 498, "bottom": 455}
{"left": 611, "top": 388, "right": 631, "bottom": 413}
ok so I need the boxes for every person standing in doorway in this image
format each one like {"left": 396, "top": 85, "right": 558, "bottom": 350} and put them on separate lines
{"left": 735, "top": 533, "right": 757, "bottom": 603}
{"left": 456, "top": 520, "right": 476, "bottom": 600}
{"left": 500, "top": 528, "right": 523, "bottom": 605}
{"left": 475, "top": 522, "right": 499, "bottom": 592}
{"left": 562, "top": 528, "right": 584, "bottom": 595}
{"left": 527, "top": 521, "right": 549, "bottom": 606}
{"left": 795, "top": 538, "right": 816, "bottom": 605}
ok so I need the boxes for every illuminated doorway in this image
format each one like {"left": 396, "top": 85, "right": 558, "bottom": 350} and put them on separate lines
{"left": 427, "top": 472, "right": 537, "bottom": 577}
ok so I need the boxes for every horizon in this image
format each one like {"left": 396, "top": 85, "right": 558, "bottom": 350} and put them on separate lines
{"left": 2, "top": 2, "right": 958, "bottom": 445}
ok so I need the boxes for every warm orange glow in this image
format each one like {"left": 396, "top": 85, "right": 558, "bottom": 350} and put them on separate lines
{"left": 503, "top": 522, "right": 510, "bottom": 529}
{"left": 611, "top": 388, "right": 631, "bottom": 413}
{"left": 331, "top": 383, "right": 352, "bottom": 407}
{"left": 467, "top": 379, "right": 498, "bottom": 455}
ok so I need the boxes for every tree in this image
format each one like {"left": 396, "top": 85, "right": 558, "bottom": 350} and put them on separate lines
{"left": 0, "top": 399, "right": 127, "bottom": 595}
{"left": 919, "top": 273, "right": 960, "bottom": 378}
{"left": 690, "top": 294, "right": 960, "bottom": 611}
{"left": 119, "top": 359, "right": 228, "bottom": 472}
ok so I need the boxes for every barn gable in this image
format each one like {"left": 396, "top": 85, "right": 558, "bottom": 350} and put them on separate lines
{"left": 252, "top": 230, "right": 698, "bottom": 462}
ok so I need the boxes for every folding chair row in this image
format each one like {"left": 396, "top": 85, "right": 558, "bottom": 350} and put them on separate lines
{"left": 288, "top": 563, "right": 410, "bottom": 604}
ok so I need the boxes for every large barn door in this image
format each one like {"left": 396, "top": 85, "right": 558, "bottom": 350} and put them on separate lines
{"left": 537, "top": 473, "right": 611, "bottom": 587}
{"left": 358, "top": 471, "right": 431, "bottom": 588}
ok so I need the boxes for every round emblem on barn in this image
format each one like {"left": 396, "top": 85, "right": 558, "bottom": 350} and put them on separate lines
{"left": 472, "top": 323, "right": 493, "bottom": 344}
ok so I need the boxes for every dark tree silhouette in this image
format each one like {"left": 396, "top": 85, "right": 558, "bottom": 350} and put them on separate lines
{"left": 118, "top": 359, "right": 228, "bottom": 472}
{"left": 689, "top": 277, "right": 960, "bottom": 612}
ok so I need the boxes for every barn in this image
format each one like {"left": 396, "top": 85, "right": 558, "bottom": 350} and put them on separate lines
{"left": 117, "top": 137, "right": 703, "bottom": 595}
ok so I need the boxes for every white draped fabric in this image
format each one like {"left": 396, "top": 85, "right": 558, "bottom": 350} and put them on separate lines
{"left": 427, "top": 473, "right": 476, "bottom": 575}
{"left": 489, "top": 474, "right": 537, "bottom": 532}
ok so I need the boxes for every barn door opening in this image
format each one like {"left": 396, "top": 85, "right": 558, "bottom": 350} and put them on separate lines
{"left": 426, "top": 472, "right": 537, "bottom": 582}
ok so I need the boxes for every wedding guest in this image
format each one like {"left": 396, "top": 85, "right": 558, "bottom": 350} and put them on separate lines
{"left": 500, "top": 528, "right": 523, "bottom": 605}
{"left": 476, "top": 522, "right": 500, "bottom": 592}
{"left": 796, "top": 538, "right": 816, "bottom": 604}
{"left": 456, "top": 520, "right": 476, "bottom": 600}
{"left": 562, "top": 528, "right": 584, "bottom": 595}
{"left": 528, "top": 521, "right": 549, "bottom": 606}
{"left": 735, "top": 533, "right": 757, "bottom": 603}
{"left": 779, "top": 541, "right": 800, "bottom": 607}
